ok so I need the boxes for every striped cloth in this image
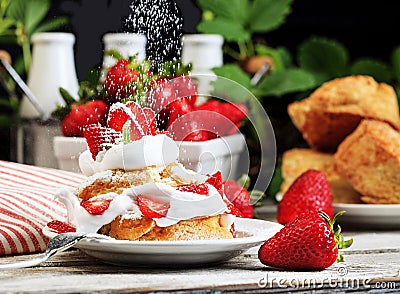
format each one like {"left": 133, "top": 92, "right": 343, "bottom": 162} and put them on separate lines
{"left": 0, "top": 160, "right": 86, "bottom": 256}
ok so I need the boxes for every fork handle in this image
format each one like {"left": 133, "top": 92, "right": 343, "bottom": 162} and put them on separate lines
{"left": 0, "top": 253, "right": 49, "bottom": 270}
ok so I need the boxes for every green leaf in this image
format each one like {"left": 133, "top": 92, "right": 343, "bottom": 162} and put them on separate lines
{"left": 211, "top": 64, "right": 253, "bottom": 102}
{"left": 5, "top": 0, "right": 24, "bottom": 20}
{"left": 350, "top": 58, "right": 393, "bottom": 83}
{"left": 197, "top": 0, "right": 249, "bottom": 25}
{"left": 298, "top": 36, "right": 350, "bottom": 84}
{"left": 24, "top": 0, "right": 50, "bottom": 36}
{"left": 249, "top": 0, "right": 293, "bottom": 33}
{"left": 0, "top": 18, "right": 14, "bottom": 34}
{"left": 34, "top": 17, "right": 69, "bottom": 33}
{"left": 213, "top": 64, "right": 252, "bottom": 89}
{"left": 197, "top": 19, "right": 250, "bottom": 42}
{"left": 59, "top": 87, "right": 76, "bottom": 105}
{"left": 255, "top": 68, "right": 317, "bottom": 97}
{"left": 391, "top": 46, "right": 400, "bottom": 82}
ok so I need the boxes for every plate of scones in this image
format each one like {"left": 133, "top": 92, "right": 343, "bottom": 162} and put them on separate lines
{"left": 280, "top": 75, "right": 400, "bottom": 228}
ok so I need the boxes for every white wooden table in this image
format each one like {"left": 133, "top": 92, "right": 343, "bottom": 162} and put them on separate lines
{"left": 1, "top": 208, "right": 399, "bottom": 293}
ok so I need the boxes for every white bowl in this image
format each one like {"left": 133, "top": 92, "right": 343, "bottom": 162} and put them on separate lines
{"left": 53, "top": 133, "right": 247, "bottom": 179}
{"left": 53, "top": 136, "right": 88, "bottom": 173}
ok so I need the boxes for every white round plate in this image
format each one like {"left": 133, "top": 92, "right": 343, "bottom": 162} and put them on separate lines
{"left": 43, "top": 218, "right": 282, "bottom": 267}
{"left": 333, "top": 203, "right": 400, "bottom": 229}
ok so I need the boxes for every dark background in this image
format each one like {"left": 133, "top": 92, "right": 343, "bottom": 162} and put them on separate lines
{"left": 2, "top": 0, "right": 400, "bottom": 162}
{"left": 48, "top": 0, "right": 400, "bottom": 80}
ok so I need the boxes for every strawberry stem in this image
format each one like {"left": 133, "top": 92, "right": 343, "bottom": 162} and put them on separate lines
{"left": 105, "top": 49, "right": 124, "bottom": 61}
{"left": 122, "top": 121, "right": 131, "bottom": 144}
{"left": 319, "top": 210, "right": 353, "bottom": 262}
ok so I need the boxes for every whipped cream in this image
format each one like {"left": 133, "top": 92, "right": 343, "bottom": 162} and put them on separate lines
{"left": 56, "top": 182, "right": 230, "bottom": 233}
{"left": 79, "top": 134, "right": 179, "bottom": 176}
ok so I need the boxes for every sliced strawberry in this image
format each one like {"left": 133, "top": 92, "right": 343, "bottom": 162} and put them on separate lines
{"left": 47, "top": 220, "right": 76, "bottom": 234}
{"left": 81, "top": 199, "right": 112, "bottom": 215}
{"left": 177, "top": 183, "right": 209, "bottom": 195}
{"left": 230, "top": 223, "right": 236, "bottom": 237}
{"left": 137, "top": 195, "right": 170, "bottom": 218}
{"left": 223, "top": 198, "right": 244, "bottom": 217}
{"left": 83, "top": 124, "right": 122, "bottom": 159}
{"left": 206, "top": 171, "right": 223, "bottom": 195}
{"left": 107, "top": 102, "right": 157, "bottom": 141}
{"left": 142, "top": 107, "right": 157, "bottom": 135}
{"left": 107, "top": 106, "right": 131, "bottom": 132}
{"left": 223, "top": 179, "right": 254, "bottom": 218}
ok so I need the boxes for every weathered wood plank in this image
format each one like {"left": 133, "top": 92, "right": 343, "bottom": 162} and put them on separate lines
{"left": 0, "top": 248, "right": 399, "bottom": 293}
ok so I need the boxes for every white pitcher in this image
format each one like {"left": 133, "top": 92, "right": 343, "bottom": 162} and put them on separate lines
{"left": 19, "top": 32, "right": 79, "bottom": 119}
{"left": 182, "top": 34, "right": 224, "bottom": 98}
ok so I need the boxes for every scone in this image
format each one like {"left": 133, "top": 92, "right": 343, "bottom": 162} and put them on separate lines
{"left": 288, "top": 75, "right": 400, "bottom": 152}
{"left": 281, "top": 148, "right": 362, "bottom": 204}
{"left": 334, "top": 119, "right": 400, "bottom": 204}
{"left": 53, "top": 102, "right": 237, "bottom": 241}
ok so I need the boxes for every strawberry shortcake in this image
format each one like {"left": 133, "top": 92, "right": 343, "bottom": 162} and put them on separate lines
{"left": 50, "top": 102, "right": 241, "bottom": 241}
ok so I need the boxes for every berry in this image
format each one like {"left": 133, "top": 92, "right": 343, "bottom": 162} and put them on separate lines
{"left": 58, "top": 99, "right": 108, "bottom": 137}
{"left": 206, "top": 171, "right": 223, "bottom": 195}
{"left": 166, "top": 100, "right": 247, "bottom": 141}
{"left": 104, "top": 59, "right": 140, "bottom": 104}
{"left": 223, "top": 199, "right": 244, "bottom": 217}
{"left": 277, "top": 169, "right": 334, "bottom": 225}
{"left": 81, "top": 199, "right": 112, "bottom": 215}
{"left": 137, "top": 196, "right": 170, "bottom": 218}
{"left": 258, "top": 211, "right": 353, "bottom": 270}
{"left": 47, "top": 220, "right": 76, "bottom": 234}
{"left": 83, "top": 124, "right": 122, "bottom": 159}
{"left": 177, "top": 183, "right": 209, "bottom": 195}
{"left": 223, "top": 180, "right": 254, "bottom": 218}
{"left": 107, "top": 101, "right": 157, "bottom": 141}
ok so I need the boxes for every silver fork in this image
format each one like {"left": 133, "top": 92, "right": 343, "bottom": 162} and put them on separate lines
{"left": 0, "top": 233, "right": 106, "bottom": 270}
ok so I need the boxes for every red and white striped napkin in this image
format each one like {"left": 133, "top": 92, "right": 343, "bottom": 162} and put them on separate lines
{"left": 0, "top": 160, "right": 85, "bottom": 256}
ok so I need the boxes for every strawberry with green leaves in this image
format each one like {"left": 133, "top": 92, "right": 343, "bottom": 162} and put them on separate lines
{"left": 258, "top": 211, "right": 353, "bottom": 270}
{"left": 103, "top": 51, "right": 153, "bottom": 105}
{"left": 52, "top": 88, "right": 108, "bottom": 137}
{"left": 277, "top": 169, "right": 334, "bottom": 225}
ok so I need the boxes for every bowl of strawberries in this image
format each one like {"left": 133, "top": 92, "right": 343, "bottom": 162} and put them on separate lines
{"left": 53, "top": 55, "right": 248, "bottom": 178}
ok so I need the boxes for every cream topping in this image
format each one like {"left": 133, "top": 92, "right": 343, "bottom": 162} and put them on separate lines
{"left": 55, "top": 182, "right": 230, "bottom": 233}
{"left": 79, "top": 134, "right": 179, "bottom": 176}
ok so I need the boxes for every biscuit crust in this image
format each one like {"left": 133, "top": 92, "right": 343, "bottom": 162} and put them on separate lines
{"left": 288, "top": 75, "right": 400, "bottom": 151}
{"left": 334, "top": 120, "right": 400, "bottom": 204}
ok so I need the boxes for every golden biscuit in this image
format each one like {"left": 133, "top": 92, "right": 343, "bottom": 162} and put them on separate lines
{"left": 288, "top": 75, "right": 400, "bottom": 151}
{"left": 334, "top": 120, "right": 400, "bottom": 204}
{"left": 281, "top": 148, "right": 362, "bottom": 204}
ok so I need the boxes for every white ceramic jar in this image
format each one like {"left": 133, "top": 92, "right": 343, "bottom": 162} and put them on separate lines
{"left": 20, "top": 32, "right": 79, "bottom": 119}
{"left": 182, "top": 34, "right": 224, "bottom": 97}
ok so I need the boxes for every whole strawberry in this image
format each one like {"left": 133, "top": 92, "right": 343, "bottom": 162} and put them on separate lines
{"left": 52, "top": 88, "right": 108, "bottom": 137}
{"left": 277, "top": 169, "right": 334, "bottom": 225}
{"left": 258, "top": 211, "right": 353, "bottom": 270}
{"left": 223, "top": 179, "right": 254, "bottom": 218}
{"left": 104, "top": 59, "right": 139, "bottom": 104}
